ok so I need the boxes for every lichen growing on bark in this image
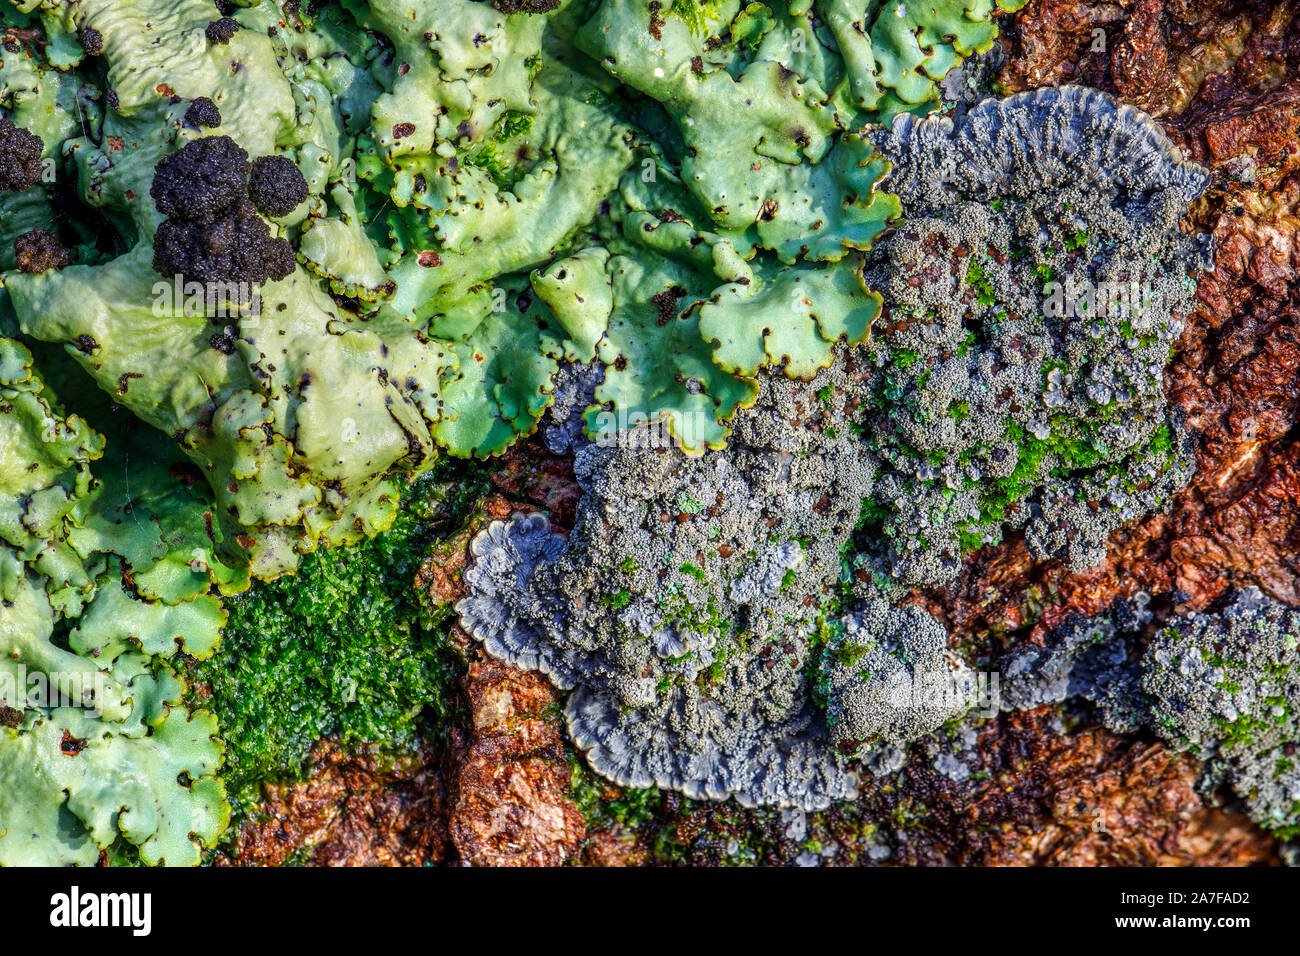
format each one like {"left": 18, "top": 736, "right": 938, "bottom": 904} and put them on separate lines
{"left": 852, "top": 86, "right": 1209, "bottom": 587}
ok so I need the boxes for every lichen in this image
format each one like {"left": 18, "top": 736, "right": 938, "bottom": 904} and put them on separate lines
{"left": 1142, "top": 589, "right": 1300, "bottom": 835}
{"left": 850, "top": 86, "right": 1208, "bottom": 587}
{"left": 1003, "top": 588, "right": 1300, "bottom": 837}
{"left": 820, "top": 600, "right": 975, "bottom": 756}
{"left": 459, "top": 359, "right": 982, "bottom": 809}
{"left": 0, "top": 339, "right": 232, "bottom": 865}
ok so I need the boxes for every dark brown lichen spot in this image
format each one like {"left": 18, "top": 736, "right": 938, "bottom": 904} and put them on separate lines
{"left": 0, "top": 118, "right": 44, "bottom": 193}
{"left": 0, "top": 706, "right": 21, "bottom": 728}
{"left": 248, "top": 155, "right": 308, "bottom": 218}
{"left": 78, "top": 27, "right": 103, "bottom": 56}
{"left": 650, "top": 285, "right": 687, "bottom": 325}
{"left": 417, "top": 250, "right": 442, "bottom": 268}
{"left": 492, "top": 0, "right": 561, "bottom": 12}
{"left": 184, "top": 96, "right": 222, "bottom": 129}
{"left": 150, "top": 135, "right": 249, "bottom": 221}
{"left": 116, "top": 372, "right": 143, "bottom": 396}
{"left": 392, "top": 122, "right": 416, "bottom": 140}
{"left": 647, "top": 1, "right": 664, "bottom": 40}
{"left": 60, "top": 730, "right": 88, "bottom": 756}
{"left": 209, "top": 331, "right": 236, "bottom": 354}
{"left": 205, "top": 17, "right": 239, "bottom": 45}
{"left": 169, "top": 461, "right": 204, "bottom": 487}
{"left": 14, "top": 229, "right": 69, "bottom": 274}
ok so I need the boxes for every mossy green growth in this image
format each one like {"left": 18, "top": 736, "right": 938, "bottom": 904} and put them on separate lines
{"left": 193, "top": 462, "right": 486, "bottom": 808}
{"left": 954, "top": 418, "right": 1178, "bottom": 552}
{"left": 569, "top": 755, "right": 661, "bottom": 832}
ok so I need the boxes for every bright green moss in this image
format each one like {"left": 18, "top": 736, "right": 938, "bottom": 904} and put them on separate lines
{"left": 569, "top": 753, "right": 661, "bottom": 831}
{"left": 603, "top": 589, "right": 633, "bottom": 610}
{"left": 193, "top": 463, "right": 485, "bottom": 806}
{"left": 965, "top": 260, "right": 996, "bottom": 307}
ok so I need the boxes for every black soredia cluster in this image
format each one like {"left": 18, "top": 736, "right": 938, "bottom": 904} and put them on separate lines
{"left": 0, "top": 117, "right": 44, "bottom": 192}
{"left": 13, "top": 229, "right": 69, "bottom": 274}
{"left": 249, "top": 155, "right": 309, "bottom": 218}
{"left": 77, "top": 26, "right": 103, "bottom": 56}
{"left": 183, "top": 96, "right": 222, "bottom": 130}
{"left": 492, "top": 0, "right": 563, "bottom": 12}
{"left": 205, "top": 17, "right": 239, "bottom": 45}
{"left": 150, "top": 135, "right": 307, "bottom": 295}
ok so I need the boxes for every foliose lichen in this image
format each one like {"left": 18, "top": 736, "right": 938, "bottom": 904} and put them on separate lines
{"left": 0, "top": 338, "right": 233, "bottom": 865}
{"left": 459, "top": 360, "right": 979, "bottom": 808}
{"left": 1142, "top": 589, "right": 1300, "bottom": 836}
{"left": 851, "top": 86, "right": 1209, "bottom": 587}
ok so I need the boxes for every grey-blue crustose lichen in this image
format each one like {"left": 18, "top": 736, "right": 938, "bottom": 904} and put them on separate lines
{"left": 458, "top": 361, "right": 972, "bottom": 809}
{"left": 997, "top": 588, "right": 1300, "bottom": 835}
{"left": 1143, "top": 589, "right": 1300, "bottom": 835}
{"left": 851, "top": 85, "right": 1210, "bottom": 588}
{"left": 456, "top": 86, "right": 1218, "bottom": 810}
{"left": 997, "top": 593, "right": 1153, "bottom": 734}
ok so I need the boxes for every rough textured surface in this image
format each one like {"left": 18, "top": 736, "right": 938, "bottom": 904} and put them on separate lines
{"left": 0, "top": 117, "right": 43, "bottom": 192}
{"left": 219, "top": 1, "right": 1297, "bottom": 866}
{"left": 539, "top": 361, "right": 604, "bottom": 457}
{"left": 248, "top": 155, "right": 308, "bottom": 219}
{"left": 993, "top": 587, "right": 1300, "bottom": 835}
{"left": 576, "top": 710, "right": 1274, "bottom": 866}
{"left": 448, "top": 650, "right": 585, "bottom": 867}
{"left": 150, "top": 137, "right": 296, "bottom": 289}
{"left": 997, "top": 595, "right": 1149, "bottom": 730}
{"left": 149, "top": 135, "right": 251, "bottom": 222}
{"left": 217, "top": 740, "right": 448, "bottom": 867}
{"left": 13, "top": 229, "right": 69, "bottom": 274}
{"left": 855, "top": 86, "right": 1207, "bottom": 588}
{"left": 183, "top": 97, "right": 222, "bottom": 130}
{"left": 821, "top": 601, "right": 976, "bottom": 755}
{"left": 925, "top": 0, "right": 1300, "bottom": 712}
{"left": 1143, "top": 589, "right": 1300, "bottom": 835}
{"left": 205, "top": 17, "right": 238, "bottom": 45}
{"left": 459, "top": 362, "right": 886, "bottom": 809}
{"left": 219, "top": 444, "right": 588, "bottom": 868}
